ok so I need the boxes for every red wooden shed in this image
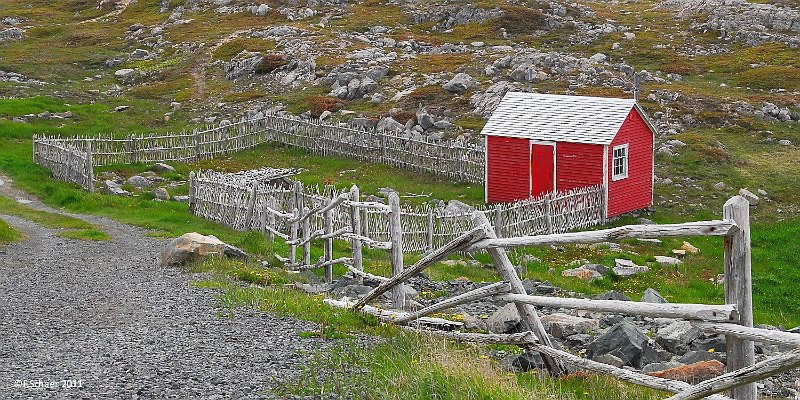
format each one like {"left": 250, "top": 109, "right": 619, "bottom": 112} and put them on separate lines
{"left": 480, "top": 92, "right": 656, "bottom": 218}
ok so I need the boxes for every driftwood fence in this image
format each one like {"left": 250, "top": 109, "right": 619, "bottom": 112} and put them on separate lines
{"left": 32, "top": 135, "right": 95, "bottom": 192}
{"left": 32, "top": 112, "right": 485, "bottom": 191}
{"left": 188, "top": 169, "right": 605, "bottom": 253}
{"left": 319, "top": 195, "right": 800, "bottom": 400}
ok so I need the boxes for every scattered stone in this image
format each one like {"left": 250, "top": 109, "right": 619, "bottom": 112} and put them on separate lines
{"left": 102, "top": 180, "right": 130, "bottom": 197}
{"left": 738, "top": 188, "right": 760, "bottom": 206}
{"left": 114, "top": 69, "right": 135, "bottom": 81}
{"left": 654, "top": 256, "right": 683, "bottom": 267}
{"left": 173, "top": 195, "right": 190, "bottom": 203}
{"left": 540, "top": 313, "right": 599, "bottom": 338}
{"left": 486, "top": 303, "right": 521, "bottom": 334}
{"left": 678, "top": 350, "right": 726, "bottom": 365}
{"left": 594, "top": 354, "right": 624, "bottom": 368}
{"left": 442, "top": 73, "right": 476, "bottom": 93}
{"left": 159, "top": 232, "right": 227, "bottom": 267}
{"left": 153, "top": 187, "right": 170, "bottom": 201}
{"left": 713, "top": 181, "right": 726, "bottom": 190}
{"left": 126, "top": 175, "right": 152, "bottom": 188}
{"left": 641, "top": 288, "right": 668, "bottom": 304}
{"left": 594, "top": 291, "right": 632, "bottom": 302}
{"left": 0, "top": 27, "right": 24, "bottom": 42}
{"left": 376, "top": 116, "right": 404, "bottom": 131}
{"left": 656, "top": 321, "right": 701, "bottom": 354}
{"left": 501, "top": 350, "right": 545, "bottom": 372}
{"left": 114, "top": 105, "right": 130, "bottom": 112}
{"left": 613, "top": 259, "right": 649, "bottom": 277}
{"left": 642, "top": 361, "right": 685, "bottom": 373}
{"left": 681, "top": 241, "right": 700, "bottom": 254}
{"left": 332, "top": 284, "right": 372, "bottom": 299}
{"left": 587, "top": 321, "right": 649, "bottom": 367}
{"left": 647, "top": 360, "right": 725, "bottom": 384}
{"left": 562, "top": 266, "right": 603, "bottom": 281}
{"left": 151, "top": 163, "right": 175, "bottom": 173}
{"left": 130, "top": 48, "right": 151, "bottom": 59}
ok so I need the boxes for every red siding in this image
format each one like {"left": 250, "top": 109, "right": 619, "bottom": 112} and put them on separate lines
{"left": 607, "top": 109, "right": 654, "bottom": 217}
{"left": 487, "top": 136, "right": 530, "bottom": 203}
{"left": 531, "top": 144, "right": 555, "bottom": 197}
{"left": 556, "top": 142, "right": 604, "bottom": 192}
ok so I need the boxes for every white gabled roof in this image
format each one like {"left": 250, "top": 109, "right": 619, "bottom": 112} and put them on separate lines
{"left": 480, "top": 92, "right": 649, "bottom": 145}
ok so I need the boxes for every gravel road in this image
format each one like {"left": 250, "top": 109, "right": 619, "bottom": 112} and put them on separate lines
{"left": 0, "top": 180, "right": 336, "bottom": 399}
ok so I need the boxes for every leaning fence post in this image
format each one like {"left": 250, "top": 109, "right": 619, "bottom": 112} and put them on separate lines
{"left": 32, "top": 134, "right": 38, "bottom": 163}
{"left": 723, "top": 196, "right": 757, "bottom": 400}
{"left": 323, "top": 199, "right": 334, "bottom": 283}
{"left": 188, "top": 171, "right": 196, "bottom": 214}
{"left": 494, "top": 204, "right": 503, "bottom": 238}
{"left": 388, "top": 192, "right": 405, "bottom": 309}
{"left": 193, "top": 131, "right": 200, "bottom": 162}
{"left": 349, "top": 185, "right": 363, "bottom": 285}
{"left": 267, "top": 196, "right": 276, "bottom": 242}
{"left": 472, "top": 212, "right": 567, "bottom": 376}
{"left": 302, "top": 206, "right": 311, "bottom": 268}
{"left": 245, "top": 184, "right": 257, "bottom": 230}
{"left": 545, "top": 196, "right": 553, "bottom": 234}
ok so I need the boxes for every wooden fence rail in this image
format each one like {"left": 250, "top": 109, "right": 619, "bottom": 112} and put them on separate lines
{"left": 322, "top": 195, "right": 798, "bottom": 400}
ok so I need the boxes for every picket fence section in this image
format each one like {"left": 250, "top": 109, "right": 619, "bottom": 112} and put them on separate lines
{"left": 32, "top": 135, "right": 95, "bottom": 192}
{"left": 189, "top": 169, "right": 605, "bottom": 252}
{"left": 33, "top": 112, "right": 485, "bottom": 188}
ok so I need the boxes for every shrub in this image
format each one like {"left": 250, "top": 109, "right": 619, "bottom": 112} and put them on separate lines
{"left": 495, "top": 6, "right": 548, "bottom": 35}
{"left": 254, "top": 53, "right": 288, "bottom": 74}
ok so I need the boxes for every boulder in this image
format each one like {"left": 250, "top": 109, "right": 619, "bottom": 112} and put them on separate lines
{"left": 486, "top": 303, "right": 522, "bottom": 333}
{"left": 678, "top": 350, "right": 726, "bottom": 365}
{"left": 433, "top": 120, "right": 454, "bottom": 129}
{"left": 442, "top": 73, "right": 476, "bottom": 93}
{"left": 130, "top": 48, "right": 151, "bottom": 59}
{"left": 500, "top": 350, "right": 545, "bottom": 372}
{"left": 642, "top": 361, "right": 684, "bottom": 373}
{"left": 0, "top": 27, "right": 24, "bottom": 42}
{"left": 641, "top": 288, "right": 668, "bottom": 304}
{"left": 738, "top": 188, "right": 760, "bottom": 206}
{"left": 102, "top": 180, "right": 130, "bottom": 197}
{"left": 614, "top": 259, "right": 649, "bottom": 277}
{"left": 114, "top": 68, "right": 135, "bottom": 80}
{"left": 594, "top": 354, "right": 624, "bottom": 368}
{"left": 126, "top": 175, "right": 152, "bottom": 188}
{"left": 654, "top": 256, "right": 683, "bottom": 267}
{"left": 332, "top": 284, "right": 373, "bottom": 299}
{"left": 159, "top": 232, "right": 225, "bottom": 267}
{"left": 587, "top": 321, "right": 649, "bottom": 367}
{"left": 561, "top": 267, "right": 603, "bottom": 281}
{"left": 416, "top": 110, "right": 434, "bottom": 130}
{"left": 647, "top": 360, "right": 725, "bottom": 384}
{"left": 151, "top": 162, "right": 175, "bottom": 173}
{"left": 540, "top": 313, "right": 599, "bottom": 338}
{"left": 153, "top": 187, "right": 170, "bottom": 201}
{"left": 376, "top": 116, "right": 404, "bottom": 131}
{"left": 656, "top": 321, "right": 701, "bottom": 354}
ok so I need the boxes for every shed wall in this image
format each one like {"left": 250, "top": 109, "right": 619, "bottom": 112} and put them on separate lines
{"left": 555, "top": 142, "right": 604, "bottom": 192}
{"left": 486, "top": 135, "right": 530, "bottom": 203}
{"left": 607, "top": 109, "right": 654, "bottom": 217}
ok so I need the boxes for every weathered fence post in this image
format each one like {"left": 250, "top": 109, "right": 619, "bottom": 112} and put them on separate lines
{"left": 290, "top": 207, "right": 299, "bottom": 264}
{"left": 472, "top": 212, "right": 567, "bottom": 376}
{"left": 129, "top": 135, "right": 137, "bottom": 164}
{"left": 193, "top": 131, "right": 201, "bottom": 162}
{"left": 32, "top": 135, "right": 38, "bottom": 163}
{"left": 426, "top": 208, "right": 435, "bottom": 251}
{"left": 349, "top": 185, "right": 363, "bottom": 285}
{"left": 323, "top": 199, "right": 334, "bottom": 283}
{"left": 494, "top": 204, "right": 503, "bottom": 238}
{"left": 545, "top": 196, "right": 553, "bottom": 234}
{"left": 293, "top": 180, "right": 304, "bottom": 212}
{"left": 188, "top": 171, "right": 196, "bottom": 214}
{"left": 267, "top": 196, "right": 276, "bottom": 242}
{"left": 302, "top": 206, "right": 311, "bottom": 268}
{"left": 85, "top": 140, "right": 95, "bottom": 193}
{"left": 723, "top": 196, "right": 757, "bottom": 400}
{"left": 388, "top": 192, "right": 405, "bottom": 309}
{"left": 245, "top": 184, "right": 257, "bottom": 230}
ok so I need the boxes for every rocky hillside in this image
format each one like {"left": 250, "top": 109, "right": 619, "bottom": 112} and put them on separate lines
{"left": 1, "top": 0, "right": 799, "bottom": 216}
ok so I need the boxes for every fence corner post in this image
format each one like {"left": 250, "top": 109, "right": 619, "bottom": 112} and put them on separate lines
{"left": 388, "top": 191, "right": 405, "bottom": 309}
{"left": 85, "top": 140, "right": 95, "bottom": 193}
{"left": 349, "top": 185, "right": 363, "bottom": 285}
{"left": 188, "top": 171, "right": 196, "bottom": 214}
{"left": 723, "top": 195, "right": 756, "bottom": 400}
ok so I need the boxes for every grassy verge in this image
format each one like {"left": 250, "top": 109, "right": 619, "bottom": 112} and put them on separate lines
{"left": 0, "top": 218, "right": 23, "bottom": 244}
{"left": 0, "top": 195, "right": 110, "bottom": 241}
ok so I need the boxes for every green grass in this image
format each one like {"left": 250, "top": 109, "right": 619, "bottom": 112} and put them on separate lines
{"left": 0, "top": 195, "right": 110, "bottom": 241}
{"left": 0, "top": 218, "right": 23, "bottom": 244}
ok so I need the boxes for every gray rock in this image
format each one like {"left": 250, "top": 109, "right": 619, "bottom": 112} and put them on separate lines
{"left": 102, "top": 180, "right": 130, "bottom": 197}
{"left": 561, "top": 266, "right": 603, "bottom": 281}
{"left": 151, "top": 163, "right": 175, "bottom": 173}
{"left": 642, "top": 361, "right": 684, "bottom": 373}
{"left": 595, "top": 291, "right": 632, "bottom": 301}
{"left": 442, "top": 73, "right": 476, "bottom": 93}
{"left": 433, "top": 120, "right": 455, "bottom": 129}
{"left": 470, "top": 80, "right": 514, "bottom": 116}
{"left": 416, "top": 111, "right": 434, "bottom": 130}
{"left": 159, "top": 232, "right": 228, "bottom": 267}
{"left": 0, "top": 27, "right": 24, "bottom": 42}
{"left": 641, "top": 288, "right": 668, "bottom": 304}
{"left": 594, "top": 354, "right": 624, "bottom": 368}
{"left": 738, "top": 188, "right": 760, "bottom": 206}
{"left": 501, "top": 350, "right": 545, "bottom": 372}
{"left": 114, "top": 105, "right": 130, "bottom": 112}
{"left": 105, "top": 58, "right": 123, "bottom": 68}
{"left": 126, "top": 175, "right": 152, "bottom": 188}
{"left": 114, "top": 69, "right": 136, "bottom": 80}
{"left": 130, "top": 48, "right": 151, "bottom": 59}
{"left": 224, "top": 52, "right": 264, "bottom": 80}
{"left": 656, "top": 321, "right": 701, "bottom": 354}
{"left": 365, "top": 66, "right": 389, "bottom": 82}
{"left": 678, "top": 350, "right": 726, "bottom": 365}
{"left": 173, "top": 195, "right": 190, "bottom": 203}
{"left": 332, "top": 284, "right": 373, "bottom": 299}
{"left": 376, "top": 117, "right": 404, "bottom": 132}
{"left": 540, "top": 313, "right": 599, "bottom": 338}
{"left": 153, "top": 187, "right": 170, "bottom": 201}
{"left": 587, "top": 321, "right": 649, "bottom": 367}
{"left": 614, "top": 259, "right": 649, "bottom": 277}
{"left": 690, "top": 335, "right": 726, "bottom": 353}
{"left": 641, "top": 341, "right": 674, "bottom": 366}
{"left": 486, "top": 303, "right": 521, "bottom": 333}
{"left": 654, "top": 256, "right": 683, "bottom": 267}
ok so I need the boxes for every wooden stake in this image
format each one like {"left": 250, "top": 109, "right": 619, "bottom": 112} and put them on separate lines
{"left": 349, "top": 185, "right": 363, "bottom": 285}
{"left": 723, "top": 196, "right": 756, "bottom": 400}
{"left": 302, "top": 206, "right": 311, "bottom": 269}
{"left": 324, "top": 199, "right": 334, "bottom": 284}
{"left": 388, "top": 192, "right": 405, "bottom": 309}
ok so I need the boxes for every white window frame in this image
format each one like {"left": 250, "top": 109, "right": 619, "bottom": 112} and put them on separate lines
{"left": 612, "top": 144, "right": 629, "bottom": 181}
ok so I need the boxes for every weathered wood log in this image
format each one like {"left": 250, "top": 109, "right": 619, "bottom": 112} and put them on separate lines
{"left": 465, "top": 220, "right": 738, "bottom": 252}
{"left": 349, "top": 185, "right": 364, "bottom": 285}
{"left": 664, "top": 349, "right": 800, "bottom": 400}
{"left": 297, "top": 257, "right": 353, "bottom": 271}
{"left": 388, "top": 192, "right": 405, "bottom": 309}
{"left": 723, "top": 196, "right": 756, "bottom": 400}
{"left": 395, "top": 282, "right": 512, "bottom": 324}
{"left": 694, "top": 322, "right": 800, "bottom": 347}
{"left": 325, "top": 299, "right": 462, "bottom": 328}
{"left": 494, "top": 294, "right": 738, "bottom": 322}
{"left": 402, "top": 327, "right": 540, "bottom": 345}
{"left": 339, "top": 233, "right": 392, "bottom": 250}
{"left": 346, "top": 200, "right": 391, "bottom": 212}
{"left": 351, "top": 225, "right": 487, "bottom": 310}
{"left": 471, "top": 211, "right": 567, "bottom": 376}
{"left": 346, "top": 264, "right": 387, "bottom": 284}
